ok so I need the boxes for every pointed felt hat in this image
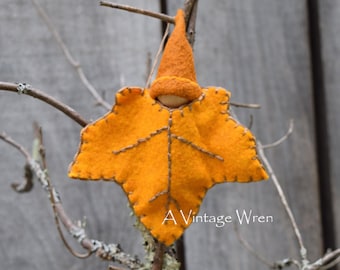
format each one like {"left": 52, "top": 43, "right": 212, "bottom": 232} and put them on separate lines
{"left": 149, "top": 9, "right": 202, "bottom": 101}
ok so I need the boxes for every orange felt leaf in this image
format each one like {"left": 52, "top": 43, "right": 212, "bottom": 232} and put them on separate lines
{"left": 68, "top": 87, "right": 268, "bottom": 246}
{"left": 68, "top": 9, "right": 268, "bottom": 246}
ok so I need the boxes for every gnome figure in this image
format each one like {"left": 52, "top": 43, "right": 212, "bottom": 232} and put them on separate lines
{"left": 69, "top": 9, "right": 268, "bottom": 246}
{"left": 150, "top": 9, "right": 202, "bottom": 107}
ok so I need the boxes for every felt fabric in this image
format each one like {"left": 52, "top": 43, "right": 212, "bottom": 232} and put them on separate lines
{"left": 68, "top": 87, "right": 268, "bottom": 246}
{"left": 68, "top": 8, "right": 268, "bottom": 246}
{"left": 149, "top": 9, "right": 202, "bottom": 101}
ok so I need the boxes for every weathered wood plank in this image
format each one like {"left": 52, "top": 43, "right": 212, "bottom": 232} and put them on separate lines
{"left": 0, "top": 0, "right": 160, "bottom": 269}
{"left": 166, "top": 1, "right": 322, "bottom": 269}
{"left": 319, "top": 0, "right": 340, "bottom": 250}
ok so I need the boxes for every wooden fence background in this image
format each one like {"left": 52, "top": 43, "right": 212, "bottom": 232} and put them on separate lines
{"left": 0, "top": 0, "right": 338, "bottom": 269}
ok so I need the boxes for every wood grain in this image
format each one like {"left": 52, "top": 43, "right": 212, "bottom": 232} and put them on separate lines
{"left": 319, "top": 0, "right": 340, "bottom": 251}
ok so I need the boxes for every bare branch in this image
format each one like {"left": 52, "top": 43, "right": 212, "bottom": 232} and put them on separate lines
{"left": 262, "top": 119, "right": 294, "bottom": 149}
{"left": 236, "top": 122, "right": 340, "bottom": 269}
{"left": 100, "top": 1, "right": 174, "bottom": 24}
{"left": 247, "top": 114, "right": 254, "bottom": 130}
{"left": 151, "top": 242, "right": 166, "bottom": 270}
{"left": 272, "top": 258, "right": 301, "bottom": 269}
{"left": 234, "top": 224, "right": 273, "bottom": 267}
{"left": 0, "top": 130, "right": 142, "bottom": 269}
{"left": 31, "top": 0, "right": 111, "bottom": 110}
{"left": 183, "top": 0, "right": 197, "bottom": 23}
{"left": 31, "top": 123, "right": 91, "bottom": 258}
{"left": 145, "top": 23, "right": 170, "bottom": 89}
{"left": 229, "top": 101, "right": 261, "bottom": 109}
{"left": 11, "top": 163, "right": 34, "bottom": 193}
{"left": 239, "top": 132, "right": 340, "bottom": 270}
{"left": 0, "top": 133, "right": 34, "bottom": 192}
{"left": 0, "top": 132, "right": 31, "bottom": 160}
{"left": 258, "top": 142, "right": 308, "bottom": 264}
{"left": 320, "top": 257, "right": 340, "bottom": 270}
{"left": 183, "top": 0, "right": 199, "bottom": 46}
{"left": 307, "top": 249, "right": 340, "bottom": 270}
{"left": 0, "top": 82, "right": 88, "bottom": 127}
{"left": 108, "top": 266, "right": 125, "bottom": 270}
{"left": 258, "top": 121, "right": 310, "bottom": 264}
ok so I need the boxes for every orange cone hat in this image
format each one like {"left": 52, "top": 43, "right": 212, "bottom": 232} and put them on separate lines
{"left": 149, "top": 9, "right": 202, "bottom": 101}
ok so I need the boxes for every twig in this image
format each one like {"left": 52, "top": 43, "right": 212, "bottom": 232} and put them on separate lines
{"left": 152, "top": 242, "right": 166, "bottom": 270}
{"left": 256, "top": 123, "right": 340, "bottom": 270}
{"left": 30, "top": 0, "right": 111, "bottom": 110}
{"left": 308, "top": 249, "right": 340, "bottom": 270}
{"left": 258, "top": 141, "right": 309, "bottom": 264}
{"left": 258, "top": 122, "right": 307, "bottom": 262}
{"left": 100, "top": 1, "right": 174, "bottom": 24}
{"left": 0, "top": 132, "right": 31, "bottom": 159}
{"left": 34, "top": 123, "right": 46, "bottom": 168}
{"left": 0, "top": 131, "right": 143, "bottom": 269}
{"left": 145, "top": 52, "right": 152, "bottom": 84}
{"left": 272, "top": 258, "right": 301, "bottom": 269}
{"left": 11, "top": 163, "right": 34, "bottom": 193}
{"left": 239, "top": 121, "right": 340, "bottom": 270}
{"left": 247, "top": 114, "right": 254, "bottom": 130}
{"left": 108, "top": 266, "right": 125, "bottom": 270}
{"left": 183, "top": 0, "right": 199, "bottom": 46}
{"left": 0, "top": 82, "right": 88, "bottom": 127}
{"left": 320, "top": 257, "right": 340, "bottom": 270}
{"left": 262, "top": 119, "right": 294, "bottom": 149}
{"left": 145, "top": 23, "right": 170, "bottom": 89}
{"left": 234, "top": 224, "right": 273, "bottom": 267}
{"left": 229, "top": 101, "right": 261, "bottom": 109}
{"left": 31, "top": 123, "right": 91, "bottom": 259}
{"left": 183, "top": 0, "right": 197, "bottom": 24}
{"left": 175, "top": 236, "right": 186, "bottom": 270}
{"left": 0, "top": 133, "right": 34, "bottom": 192}
{"left": 258, "top": 122, "right": 309, "bottom": 265}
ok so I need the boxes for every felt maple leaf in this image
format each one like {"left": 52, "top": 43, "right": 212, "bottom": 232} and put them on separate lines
{"left": 68, "top": 9, "right": 268, "bottom": 246}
